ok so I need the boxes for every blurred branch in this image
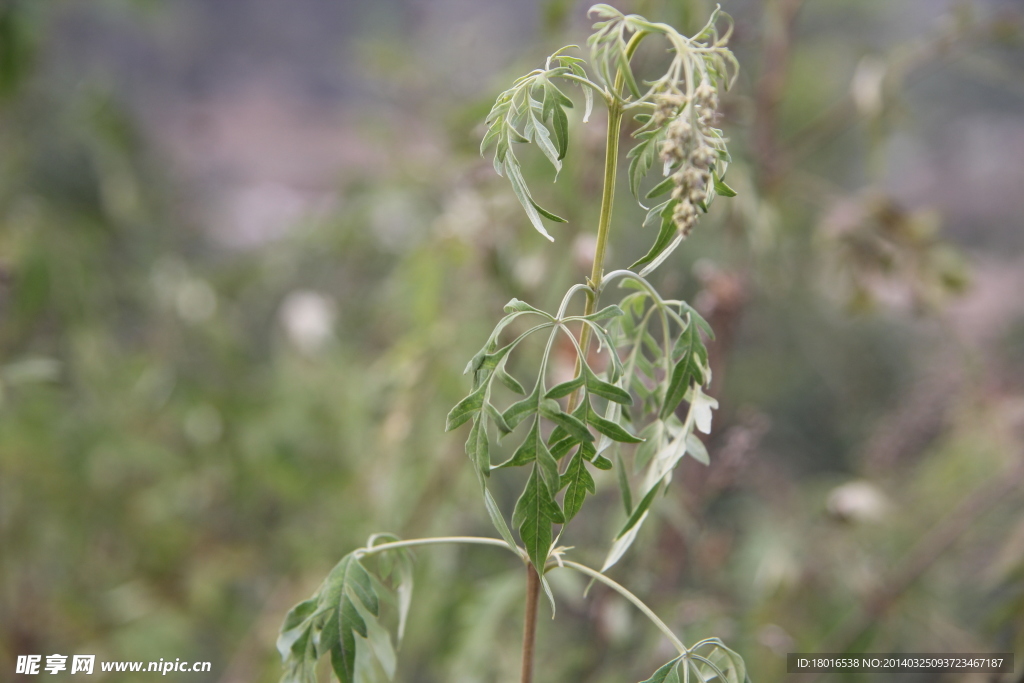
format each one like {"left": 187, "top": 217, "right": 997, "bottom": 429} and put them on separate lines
{"left": 784, "top": 9, "right": 1011, "bottom": 170}
{"left": 753, "top": 0, "right": 806, "bottom": 191}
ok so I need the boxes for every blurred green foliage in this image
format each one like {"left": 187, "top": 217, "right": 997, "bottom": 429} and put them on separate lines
{"left": 1, "top": 1, "right": 1023, "bottom": 682}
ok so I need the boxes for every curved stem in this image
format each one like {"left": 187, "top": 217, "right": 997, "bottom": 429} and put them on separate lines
{"left": 556, "top": 560, "right": 688, "bottom": 656}
{"left": 556, "top": 73, "right": 606, "bottom": 94}
{"left": 356, "top": 536, "right": 525, "bottom": 560}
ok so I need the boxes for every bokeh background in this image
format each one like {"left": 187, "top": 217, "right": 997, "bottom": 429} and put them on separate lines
{"left": 2, "top": 0, "right": 1023, "bottom": 681}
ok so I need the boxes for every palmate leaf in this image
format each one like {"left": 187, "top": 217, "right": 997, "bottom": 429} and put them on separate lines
{"left": 480, "top": 51, "right": 592, "bottom": 242}
{"left": 278, "top": 545, "right": 414, "bottom": 683}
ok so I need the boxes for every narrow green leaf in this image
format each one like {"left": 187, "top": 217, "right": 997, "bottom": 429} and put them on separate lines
{"left": 317, "top": 606, "right": 340, "bottom": 657}
{"left": 645, "top": 175, "right": 675, "bottom": 199}
{"left": 714, "top": 175, "right": 737, "bottom": 197}
{"left": 560, "top": 450, "right": 596, "bottom": 521}
{"left": 571, "top": 304, "right": 625, "bottom": 322}
{"left": 346, "top": 561, "right": 379, "bottom": 617}
{"left": 512, "top": 466, "right": 564, "bottom": 572}
{"left": 552, "top": 103, "right": 569, "bottom": 160}
{"left": 531, "top": 198, "right": 568, "bottom": 223}
{"left": 281, "top": 598, "right": 317, "bottom": 633}
{"left": 540, "top": 399, "right": 594, "bottom": 444}
{"left": 446, "top": 384, "right": 486, "bottom": 432}
{"left": 481, "top": 485, "right": 518, "bottom": 552}
{"left": 549, "top": 435, "right": 579, "bottom": 460}
{"left": 630, "top": 211, "right": 677, "bottom": 271}
{"left": 485, "top": 402, "right": 511, "bottom": 436}
{"left": 330, "top": 629, "right": 357, "bottom": 683}
{"left": 617, "top": 47, "right": 642, "bottom": 99}
{"left": 504, "top": 156, "right": 555, "bottom": 242}
{"left": 465, "top": 417, "right": 490, "bottom": 476}
{"left": 339, "top": 595, "right": 366, "bottom": 638}
{"left": 660, "top": 323, "right": 708, "bottom": 420}
{"left": 587, "top": 402, "right": 643, "bottom": 443}
{"left": 495, "top": 366, "right": 526, "bottom": 395}
{"left": 502, "top": 386, "right": 539, "bottom": 430}
{"left": 529, "top": 106, "right": 562, "bottom": 173}
{"left": 546, "top": 375, "right": 584, "bottom": 399}
{"left": 570, "top": 63, "right": 593, "bottom": 122}
{"left": 503, "top": 298, "right": 553, "bottom": 317}
{"left": 616, "top": 481, "right": 661, "bottom": 540}
{"left": 584, "top": 366, "right": 632, "bottom": 405}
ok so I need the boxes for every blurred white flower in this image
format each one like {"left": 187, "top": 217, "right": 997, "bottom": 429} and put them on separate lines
{"left": 279, "top": 290, "right": 337, "bottom": 355}
{"left": 827, "top": 480, "right": 890, "bottom": 523}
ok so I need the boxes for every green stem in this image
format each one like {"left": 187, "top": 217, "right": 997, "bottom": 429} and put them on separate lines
{"left": 569, "top": 31, "right": 648, "bottom": 411}
{"left": 557, "top": 560, "right": 688, "bottom": 656}
{"left": 355, "top": 536, "right": 524, "bottom": 560}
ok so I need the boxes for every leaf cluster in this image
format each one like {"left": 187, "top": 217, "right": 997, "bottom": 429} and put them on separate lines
{"left": 278, "top": 537, "right": 414, "bottom": 683}
{"left": 480, "top": 47, "right": 596, "bottom": 241}
{"left": 641, "top": 639, "right": 746, "bottom": 683}
{"left": 446, "top": 271, "right": 717, "bottom": 576}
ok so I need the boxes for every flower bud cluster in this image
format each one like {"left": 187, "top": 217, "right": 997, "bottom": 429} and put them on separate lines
{"left": 655, "top": 79, "right": 721, "bottom": 236}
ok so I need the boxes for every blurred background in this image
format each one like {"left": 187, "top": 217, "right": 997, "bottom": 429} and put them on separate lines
{"left": 1, "top": 0, "right": 1023, "bottom": 681}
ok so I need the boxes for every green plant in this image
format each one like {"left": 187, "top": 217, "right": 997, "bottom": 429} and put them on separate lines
{"left": 278, "top": 5, "right": 747, "bottom": 682}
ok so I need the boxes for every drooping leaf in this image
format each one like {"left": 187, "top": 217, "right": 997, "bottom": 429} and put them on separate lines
{"left": 631, "top": 211, "right": 677, "bottom": 271}
{"left": 713, "top": 174, "right": 737, "bottom": 197}
{"left": 504, "top": 156, "right": 556, "bottom": 242}
{"left": 502, "top": 384, "right": 540, "bottom": 430}
{"left": 495, "top": 366, "right": 526, "bottom": 395}
{"left": 465, "top": 417, "right": 490, "bottom": 476}
{"left": 446, "top": 384, "right": 486, "bottom": 431}
{"left": 616, "top": 481, "right": 661, "bottom": 540}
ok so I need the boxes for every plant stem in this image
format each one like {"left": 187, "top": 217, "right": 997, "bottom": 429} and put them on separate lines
{"left": 557, "top": 560, "right": 688, "bottom": 656}
{"left": 569, "top": 31, "right": 647, "bottom": 409}
{"left": 520, "top": 563, "right": 541, "bottom": 683}
{"left": 355, "top": 535, "right": 523, "bottom": 559}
